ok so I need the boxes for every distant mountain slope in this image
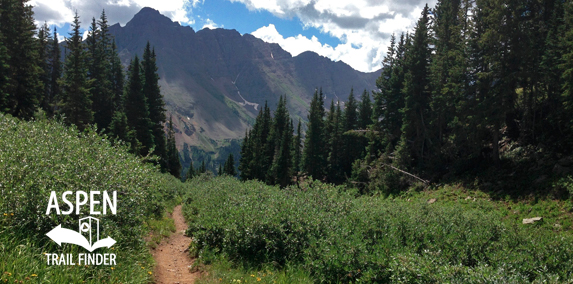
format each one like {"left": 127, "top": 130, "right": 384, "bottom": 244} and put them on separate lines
{"left": 108, "top": 7, "right": 380, "bottom": 152}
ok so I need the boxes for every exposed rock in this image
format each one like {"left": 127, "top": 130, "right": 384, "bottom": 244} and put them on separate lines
{"left": 465, "top": 196, "right": 472, "bottom": 200}
{"left": 535, "top": 175, "right": 548, "bottom": 184}
{"left": 553, "top": 164, "right": 572, "bottom": 175}
{"left": 107, "top": 7, "right": 380, "bottom": 151}
{"left": 558, "top": 156, "right": 573, "bottom": 167}
{"left": 522, "top": 217, "right": 543, "bottom": 224}
{"left": 427, "top": 198, "right": 437, "bottom": 204}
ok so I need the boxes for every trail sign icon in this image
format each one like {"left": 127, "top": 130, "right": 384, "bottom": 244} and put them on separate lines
{"left": 79, "top": 217, "right": 99, "bottom": 246}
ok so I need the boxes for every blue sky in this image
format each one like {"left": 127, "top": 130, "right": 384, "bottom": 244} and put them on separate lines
{"left": 190, "top": 0, "right": 341, "bottom": 47}
{"left": 31, "top": 0, "right": 436, "bottom": 72}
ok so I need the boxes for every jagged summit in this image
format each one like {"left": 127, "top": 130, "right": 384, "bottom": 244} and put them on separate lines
{"left": 126, "top": 7, "right": 181, "bottom": 29}
{"left": 109, "top": 8, "right": 380, "bottom": 151}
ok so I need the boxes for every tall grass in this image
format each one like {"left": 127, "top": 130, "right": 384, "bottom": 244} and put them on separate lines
{"left": 184, "top": 176, "right": 573, "bottom": 283}
{"left": 0, "top": 113, "right": 185, "bottom": 283}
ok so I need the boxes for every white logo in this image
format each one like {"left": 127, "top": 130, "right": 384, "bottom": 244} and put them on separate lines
{"left": 45, "top": 190, "right": 118, "bottom": 265}
{"left": 46, "top": 217, "right": 116, "bottom": 252}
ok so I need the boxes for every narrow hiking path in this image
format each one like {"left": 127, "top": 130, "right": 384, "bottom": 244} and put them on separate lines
{"left": 152, "top": 205, "right": 199, "bottom": 284}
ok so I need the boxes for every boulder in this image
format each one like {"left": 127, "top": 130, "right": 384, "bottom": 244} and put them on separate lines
{"left": 553, "top": 164, "right": 572, "bottom": 175}
{"left": 558, "top": 156, "right": 573, "bottom": 167}
{"left": 522, "top": 217, "right": 543, "bottom": 224}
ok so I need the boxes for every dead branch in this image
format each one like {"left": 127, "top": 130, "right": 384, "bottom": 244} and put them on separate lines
{"left": 382, "top": 163, "right": 430, "bottom": 184}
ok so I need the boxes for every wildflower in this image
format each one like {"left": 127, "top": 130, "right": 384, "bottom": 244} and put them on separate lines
{"left": 148, "top": 271, "right": 152, "bottom": 275}
{"left": 3, "top": 213, "right": 6, "bottom": 216}
{"left": 257, "top": 277, "right": 261, "bottom": 281}
{"left": 141, "top": 267, "right": 145, "bottom": 269}
{"left": 250, "top": 274, "right": 255, "bottom": 277}
{"left": 31, "top": 274, "right": 37, "bottom": 277}
{"left": 10, "top": 213, "right": 13, "bottom": 216}
{"left": 219, "top": 278, "right": 222, "bottom": 281}
{"left": 111, "top": 267, "right": 115, "bottom": 270}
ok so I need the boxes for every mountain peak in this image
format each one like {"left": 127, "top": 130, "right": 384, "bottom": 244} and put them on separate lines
{"left": 126, "top": 7, "right": 179, "bottom": 28}
{"left": 138, "top": 7, "right": 160, "bottom": 15}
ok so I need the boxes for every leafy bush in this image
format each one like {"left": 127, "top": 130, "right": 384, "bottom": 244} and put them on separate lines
{"left": 184, "top": 176, "right": 573, "bottom": 283}
{"left": 0, "top": 113, "right": 184, "bottom": 283}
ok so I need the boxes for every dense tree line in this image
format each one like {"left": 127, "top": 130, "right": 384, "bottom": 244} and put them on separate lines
{"left": 238, "top": 91, "right": 372, "bottom": 187}
{"left": 240, "top": 0, "right": 573, "bottom": 192}
{"left": 0, "top": 0, "right": 180, "bottom": 177}
{"left": 357, "top": 0, "right": 573, "bottom": 193}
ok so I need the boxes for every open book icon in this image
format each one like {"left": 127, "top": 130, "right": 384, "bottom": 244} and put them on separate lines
{"left": 46, "top": 224, "right": 116, "bottom": 252}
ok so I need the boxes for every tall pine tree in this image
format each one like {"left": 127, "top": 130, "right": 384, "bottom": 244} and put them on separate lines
{"left": 124, "top": 55, "right": 154, "bottom": 155}
{"left": 396, "top": 5, "right": 432, "bottom": 169}
{"left": 303, "top": 88, "right": 327, "bottom": 180}
{"left": 0, "top": 0, "right": 42, "bottom": 119}
{"left": 62, "top": 12, "right": 93, "bottom": 130}
{"left": 166, "top": 115, "right": 181, "bottom": 178}
{"left": 48, "top": 27, "right": 62, "bottom": 117}
{"left": 142, "top": 42, "right": 167, "bottom": 168}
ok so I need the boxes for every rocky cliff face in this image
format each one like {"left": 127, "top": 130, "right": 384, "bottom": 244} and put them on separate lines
{"left": 109, "top": 7, "right": 380, "bottom": 151}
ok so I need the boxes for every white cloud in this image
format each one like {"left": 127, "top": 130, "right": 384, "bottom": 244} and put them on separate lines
{"left": 31, "top": 0, "right": 195, "bottom": 28}
{"left": 201, "top": 18, "right": 221, "bottom": 30}
{"left": 242, "top": 0, "right": 437, "bottom": 72}
{"left": 252, "top": 24, "right": 383, "bottom": 72}
{"left": 252, "top": 24, "right": 334, "bottom": 57}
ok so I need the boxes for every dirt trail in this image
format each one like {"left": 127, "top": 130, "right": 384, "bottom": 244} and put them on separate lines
{"left": 152, "top": 205, "right": 199, "bottom": 284}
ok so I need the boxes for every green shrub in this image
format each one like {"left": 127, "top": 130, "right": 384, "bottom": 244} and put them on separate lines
{"left": 184, "top": 176, "right": 573, "bottom": 283}
{"left": 0, "top": 113, "right": 185, "bottom": 283}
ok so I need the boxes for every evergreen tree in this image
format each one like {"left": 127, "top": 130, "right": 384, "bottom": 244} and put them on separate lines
{"left": 540, "top": 0, "right": 566, "bottom": 149}
{"left": 267, "top": 96, "right": 292, "bottom": 185}
{"left": 142, "top": 42, "right": 167, "bottom": 167}
{"left": 165, "top": 116, "right": 181, "bottom": 178}
{"left": 186, "top": 160, "right": 195, "bottom": 181}
{"left": 342, "top": 89, "right": 360, "bottom": 177}
{"left": 124, "top": 55, "right": 154, "bottom": 155}
{"left": 562, "top": 0, "right": 573, "bottom": 147}
{"left": 198, "top": 160, "right": 206, "bottom": 174}
{"left": 37, "top": 22, "right": 51, "bottom": 115}
{"left": 303, "top": 88, "right": 326, "bottom": 180}
{"left": 108, "top": 109, "right": 140, "bottom": 153}
{"left": 292, "top": 119, "right": 302, "bottom": 174}
{"left": 62, "top": 12, "right": 93, "bottom": 130}
{"left": 0, "top": 28, "right": 8, "bottom": 113}
{"left": 429, "top": 0, "right": 469, "bottom": 163}
{"left": 358, "top": 90, "right": 372, "bottom": 129}
{"left": 0, "top": 0, "right": 42, "bottom": 119}
{"left": 372, "top": 34, "right": 396, "bottom": 128}
{"left": 251, "top": 102, "right": 272, "bottom": 181}
{"left": 396, "top": 5, "right": 432, "bottom": 168}
{"left": 358, "top": 90, "right": 373, "bottom": 161}
{"left": 270, "top": 118, "right": 293, "bottom": 187}
{"left": 326, "top": 101, "right": 344, "bottom": 183}
{"left": 87, "top": 11, "right": 114, "bottom": 132}
{"left": 48, "top": 27, "right": 62, "bottom": 117}
{"left": 110, "top": 41, "right": 124, "bottom": 110}
{"left": 239, "top": 129, "right": 253, "bottom": 180}
{"left": 224, "top": 153, "right": 237, "bottom": 176}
